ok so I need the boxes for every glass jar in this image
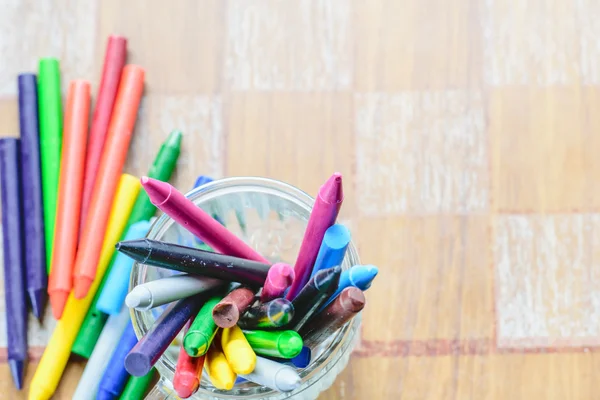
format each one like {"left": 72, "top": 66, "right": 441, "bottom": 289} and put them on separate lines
{"left": 130, "top": 177, "right": 362, "bottom": 400}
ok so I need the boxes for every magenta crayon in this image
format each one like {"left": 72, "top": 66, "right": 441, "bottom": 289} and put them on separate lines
{"left": 0, "top": 138, "right": 28, "bottom": 389}
{"left": 141, "top": 177, "right": 268, "bottom": 263}
{"left": 18, "top": 74, "right": 47, "bottom": 319}
{"left": 287, "top": 173, "right": 343, "bottom": 300}
{"left": 260, "top": 263, "right": 294, "bottom": 303}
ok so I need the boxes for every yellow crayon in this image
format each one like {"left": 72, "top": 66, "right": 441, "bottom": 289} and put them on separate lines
{"left": 205, "top": 344, "right": 237, "bottom": 390}
{"left": 221, "top": 325, "right": 257, "bottom": 374}
{"left": 28, "top": 175, "right": 140, "bottom": 400}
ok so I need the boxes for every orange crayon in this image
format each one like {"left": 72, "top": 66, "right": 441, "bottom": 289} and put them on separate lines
{"left": 48, "top": 80, "right": 91, "bottom": 319}
{"left": 73, "top": 65, "right": 144, "bottom": 299}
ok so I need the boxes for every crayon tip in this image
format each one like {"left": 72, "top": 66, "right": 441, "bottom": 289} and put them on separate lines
{"left": 73, "top": 277, "right": 93, "bottom": 299}
{"left": 275, "top": 367, "right": 302, "bottom": 392}
{"left": 141, "top": 176, "right": 172, "bottom": 206}
{"left": 174, "top": 374, "right": 200, "bottom": 399}
{"left": 212, "top": 303, "right": 240, "bottom": 328}
{"left": 49, "top": 291, "right": 69, "bottom": 319}
{"left": 125, "top": 286, "right": 152, "bottom": 309}
{"left": 319, "top": 173, "right": 343, "bottom": 204}
{"left": 165, "top": 129, "right": 183, "bottom": 148}
{"left": 28, "top": 288, "right": 47, "bottom": 320}
{"left": 8, "top": 359, "right": 24, "bottom": 390}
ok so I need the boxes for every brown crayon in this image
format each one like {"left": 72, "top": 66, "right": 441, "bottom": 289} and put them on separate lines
{"left": 299, "top": 287, "right": 365, "bottom": 348}
{"left": 212, "top": 286, "right": 256, "bottom": 328}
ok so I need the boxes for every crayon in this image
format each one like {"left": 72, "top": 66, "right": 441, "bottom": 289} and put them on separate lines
{"left": 72, "top": 306, "right": 130, "bottom": 400}
{"left": 141, "top": 177, "right": 268, "bottom": 263}
{"left": 97, "top": 321, "right": 139, "bottom": 400}
{"left": 205, "top": 344, "right": 236, "bottom": 390}
{"left": 268, "top": 346, "right": 312, "bottom": 369}
{"left": 73, "top": 65, "right": 144, "bottom": 299}
{"left": 0, "top": 138, "right": 28, "bottom": 389}
{"left": 80, "top": 35, "right": 127, "bottom": 232}
{"left": 194, "top": 175, "right": 213, "bottom": 188}
{"left": 242, "top": 330, "right": 303, "bottom": 359}
{"left": 238, "top": 298, "right": 295, "bottom": 330}
{"left": 309, "top": 224, "right": 351, "bottom": 279}
{"left": 173, "top": 323, "right": 205, "bottom": 399}
{"left": 124, "top": 294, "right": 207, "bottom": 377}
{"left": 260, "top": 263, "right": 294, "bottom": 303}
{"left": 119, "top": 370, "right": 156, "bottom": 400}
{"left": 73, "top": 131, "right": 181, "bottom": 357}
{"left": 17, "top": 73, "right": 47, "bottom": 319}
{"left": 116, "top": 239, "right": 271, "bottom": 286}
{"left": 28, "top": 174, "right": 140, "bottom": 400}
{"left": 126, "top": 274, "right": 222, "bottom": 311}
{"left": 37, "top": 58, "right": 62, "bottom": 271}
{"left": 320, "top": 264, "right": 378, "bottom": 311}
{"left": 212, "top": 286, "right": 256, "bottom": 328}
{"left": 183, "top": 295, "right": 222, "bottom": 357}
{"left": 240, "top": 356, "right": 301, "bottom": 392}
{"left": 287, "top": 173, "right": 343, "bottom": 300}
{"left": 300, "top": 287, "right": 365, "bottom": 348}
{"left": 97, "top": 221, "right": 151, "bottom": 315}
{"left": 289, "top": 266, "right": 341, "bottom": 331}
{"left": 49, "top": 80, "right": 91, "bottom": 319}
{"left": 221, "top": 325, "right": 257, "bottom": 374}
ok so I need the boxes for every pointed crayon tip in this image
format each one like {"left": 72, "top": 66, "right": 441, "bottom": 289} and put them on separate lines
{"left": 9, "top": 359, "right": 24, "bottom": 390}
{"left": 166, "top": 129, "right": 183, "bottom": 148}
{"left": 49, "top": 291, "right": 69, "bottom": 319}
{"left": 319, "top": 173, "right": 344, "bottom": 204}
{"left": 141, "top": 176, "right": 172, "bottom": 206}
{"left": 28, "top": 289, "right": 47, "bottom": 320}
{"left": 115, "top": 241, "right": 122, "bottom": 251}
{"left": 73, "top": 277, "right": 93, "bottom": 299}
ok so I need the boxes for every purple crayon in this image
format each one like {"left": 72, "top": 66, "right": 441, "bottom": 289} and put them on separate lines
{"left": 18, "top": 74, "right": 48, "bottom": 319}
{"left": 287, "top": 173, "right": 343, "bottom": 300}
{"left": 124, "top": 294, "right": 208, "bottom": 377}
{"left": 0, "top": 138, "right": 28, "bottom": 389}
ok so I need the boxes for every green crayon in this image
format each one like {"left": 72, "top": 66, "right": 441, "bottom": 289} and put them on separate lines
{"left": 243, "top": 330, "right": 304, "bottom": 359}
{"left": 38, "top": 58, "right": 62, "bottom": 272}
{"left": 119, "top": 368, "right": 156, "bottom": 400}
{"left": 72, "top": 130, "right": 183, "bottom": 358}
{"left": 183, "top": 295, "right": 223, "bottom": 357}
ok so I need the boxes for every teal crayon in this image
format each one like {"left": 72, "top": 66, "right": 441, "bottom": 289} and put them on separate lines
{"left": 319, "top": 264, "right": 378, "bottom": 311}
{"left": 309, "top": 224, "right": 351, "bottom": 279}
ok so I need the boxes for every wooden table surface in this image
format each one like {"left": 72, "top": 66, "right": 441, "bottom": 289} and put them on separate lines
{"left": 2, "top": 0, "right": 600, "bottom": 399}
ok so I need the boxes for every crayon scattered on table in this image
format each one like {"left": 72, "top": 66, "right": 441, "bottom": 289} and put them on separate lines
{"left": 320, "top": 264, "right": 378, "bottom": 311}
{"left": 309, "top": 224, "right": 351, "bottom": 279}
{"left": 49, "top": 80, "right": 91, "bottom": 319}
{"left": 243, "top": 330, "right": 303, "bottom": 359}
{"left": 116, "top": 239, "right": 271, "bottom": 286}
{"left": 287, "top": 173, "right": 343, "bottom": 300}
{"left": 17, "top": 73, "right": 47, "bottom": 319}
{"left": 97, "top": 220, "right": 151, "bottom": 315}
{"left": 300, "top": 286, "right": 366, "bottom": 348}
{"left": 97, "top": 320, "right": 140, "bottom": 400}
{"left": 221, "top": 325, "right": 257, "bottom": 374}
{"left": 212, "top": 286, "right": 256, "bottom": 328}
{"left": 260, "top": 262, "right": 294, "bottom": 303}
{"left": 80, "top": 35, "right": 127, "bottom": 233}
{"left": 205, "top": 343, "right": 237, "bottom": 390}
{"left": 28, "top": 174, "right": 140, "bottom": 400}
{"left": 74, "top": 65, "right": 144, "bottom": 299}
{"left": 141, "top": 176, "right": 269, "bottom": 262}
{"left": 183, "top": 295, "right": 222, "bottom": 357}
{"left": 37, "top": 58, "right": 62, "bottom": 271}
{"left": 174, "top": 323, "right": 206, "bottom": 399}
{"left": 73, "top": 130, "right": 182, "bottom": 357}
{"left": 126, "top": 274, "right": 222, "bottom": 311}
{"left": 238, "top": 298, "right": 295, "bottom": 330}
{"left": 0, "top": 138, "right": 28, "bottom": 389}
{"left": 240, "top": 356, "right": 301, "bottom": 392}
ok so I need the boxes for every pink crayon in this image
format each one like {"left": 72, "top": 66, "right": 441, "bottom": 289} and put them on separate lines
{"left": 141, "top": 177, "right": 268, "bottom": 263}
{"left": 287, "top": 173, "right": 343, "bottom": 300}
{"left": 260, "top": 263, "right": 295, "bottom": 303}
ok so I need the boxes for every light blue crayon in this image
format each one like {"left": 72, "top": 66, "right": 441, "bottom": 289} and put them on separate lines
{"left": 310, "top": 224, "right": 351, "bottom": 280}
{"left": 97, "top": 221, "right": 152, "bottom": 315}
{"left": 319, "top": 264, "right": 378, "bottom": 311}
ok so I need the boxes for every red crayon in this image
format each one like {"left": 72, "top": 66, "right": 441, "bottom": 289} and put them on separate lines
{"left": 287, "top": 173, "right": 343, "bottom": 300}
{"left": 260, "top": 263, "right": 294, "bottom": 303}
{"left": 79, "top": 35, "right": 127, "bottom": 237}
{"left": 174, "top": 323, "right": 205, "bottom": 399}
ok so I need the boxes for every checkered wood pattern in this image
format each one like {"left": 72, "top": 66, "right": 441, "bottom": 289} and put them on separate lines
{"left": 1, "top": 0, "right": 600, "bottom": 398}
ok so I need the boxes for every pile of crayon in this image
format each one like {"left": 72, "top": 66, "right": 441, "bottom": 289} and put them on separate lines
{"left": 0, "top": 34, "right": 378, "bottom": 400}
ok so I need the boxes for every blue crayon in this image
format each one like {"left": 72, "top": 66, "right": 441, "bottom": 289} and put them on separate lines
{"left": 319, "top": 264, "right": 378, "bottom": 311}
{"left": 97, "top": 220, "right": 151, "bottom": 315}
{"left": 97, "top": 321, "right": 139, "bottom": 400}
{"left": 269, "top": 346, "right": 311, "bottom": 368}
{"left": 194, "top": 175, "right": 213, "bottom": 188}
{"left": 310, "top": 224, "right": 351, "bottom": 279}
